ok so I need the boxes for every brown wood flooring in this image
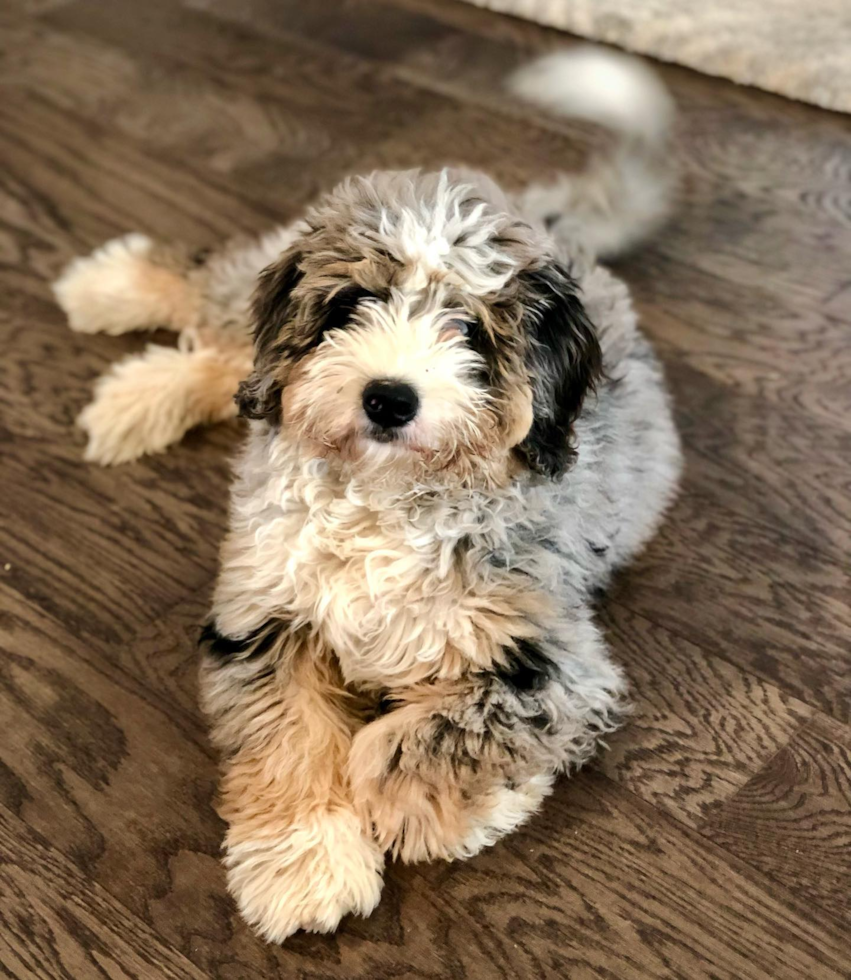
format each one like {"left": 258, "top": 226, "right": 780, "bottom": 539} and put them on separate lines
{"left": 1, "top": 0, "right": 850, "bottom": 977}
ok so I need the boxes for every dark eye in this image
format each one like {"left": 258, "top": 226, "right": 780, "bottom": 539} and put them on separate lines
{"left": 442, "top": 316, "right": 476, "bottom": 339}
{"left": 321, "top": 286, "right": 380, "bottom": 335}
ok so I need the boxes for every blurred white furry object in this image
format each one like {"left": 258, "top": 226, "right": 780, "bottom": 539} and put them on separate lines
{"left": 510, "top": 46, "right": 676, "bottom": 260}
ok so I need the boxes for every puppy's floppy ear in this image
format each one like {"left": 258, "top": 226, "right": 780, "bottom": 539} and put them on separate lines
{"left": 236, "top": 248, "right": 304, "bottom": 422}
{"left": 515, "top": 263, "right": 602, "bottom": 478}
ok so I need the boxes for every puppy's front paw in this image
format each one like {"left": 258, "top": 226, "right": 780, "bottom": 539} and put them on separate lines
{"left": 225, "top": 807, "right": 384, "bottom": 943}
{"left": 349, "top": 715, "right": 554, "bottom": 864}
{"left": 348, "top": 715, "right": 473, "bottom": 863}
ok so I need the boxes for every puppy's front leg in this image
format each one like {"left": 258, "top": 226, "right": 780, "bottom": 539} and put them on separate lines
{"left": 348, "top": 635, "right": 627, "bottom": 864}
{"left": 200, "top": 622, "right": 383, "bottom": 942}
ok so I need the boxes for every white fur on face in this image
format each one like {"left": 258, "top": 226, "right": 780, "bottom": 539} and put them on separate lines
{"left": 285, "top": 292, "right": 495, "bottom": 463}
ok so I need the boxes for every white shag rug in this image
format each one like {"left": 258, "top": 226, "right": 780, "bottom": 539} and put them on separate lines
{"left": 459, "top": 0, "right": 851, "bottom": 114}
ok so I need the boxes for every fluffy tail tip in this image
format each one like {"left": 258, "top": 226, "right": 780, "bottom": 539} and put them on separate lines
{"left": 508, "top": 46, "right": 674, "bottom": 146}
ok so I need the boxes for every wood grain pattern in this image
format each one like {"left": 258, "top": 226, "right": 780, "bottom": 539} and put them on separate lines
{"left": 42, "top": 0, "right": 440, "bottom": 195}
{"left": 410, "top": 774, "right": 851, "bottom": 980}
{"left": 0, "top": 805, "right": 207, "bottom": 980}
{"left": 613, "top": 491, "right": 851, "bottom": 722}
{"left": 700, "top": 715, "right": 851, "bottom": 927}
{"left": 1, "top": 0, "right": 850, "bottom": 975}
{"left": 596, "top": 603, "right": 812, "bottom": 826}
{"left": 0, "top": 291, "right": 234, "bottom": 643}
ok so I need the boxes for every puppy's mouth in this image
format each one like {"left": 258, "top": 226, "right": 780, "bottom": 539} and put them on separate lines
{"left": 361, "top": 423, "right": 435, "bottom": 456}
{"left": 366, "top": 424, "right": 405, "bottom": 445}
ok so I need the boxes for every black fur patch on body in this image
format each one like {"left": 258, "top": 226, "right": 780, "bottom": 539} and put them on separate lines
{"left": 378, "top": 636, "right": 564, "bottom": 777}
{"left": 495, "top": 637, "right": 561, "bottom": 693}
{"left": 198, "top": 619, "right": 288, "bottom": 664}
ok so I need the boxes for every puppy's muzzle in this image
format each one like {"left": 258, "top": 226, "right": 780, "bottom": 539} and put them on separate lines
{"left": 362, "top": 380, "right": 419, "bottom": 430}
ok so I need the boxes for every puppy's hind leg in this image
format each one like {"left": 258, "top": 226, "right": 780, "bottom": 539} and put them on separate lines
{"left": 53, "top": 234, "right": 202, "bottom": 336}
{"left": 79, "top": 343, "right": 252, "bottom": 465}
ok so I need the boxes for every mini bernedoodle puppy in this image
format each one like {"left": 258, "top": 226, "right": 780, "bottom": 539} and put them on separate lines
{"left": 54, "top": 50, "right": 682, "bottom": 941}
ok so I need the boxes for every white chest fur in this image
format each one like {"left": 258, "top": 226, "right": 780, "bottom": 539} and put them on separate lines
{"left": 212, "top": 430, "right": 549, "bottom": 689}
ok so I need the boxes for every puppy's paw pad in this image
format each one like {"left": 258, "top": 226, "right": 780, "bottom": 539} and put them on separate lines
{"left": 226, "top": 809, "right": 384, "bottom": 942}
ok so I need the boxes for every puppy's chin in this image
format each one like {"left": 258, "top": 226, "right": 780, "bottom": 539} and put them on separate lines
{"left": 293, "top": 423, "right": 515, "bottom": 491}
{"left": 292, "top": 423, "right": 421, "bottom": 466}
{"left": 344, "top": 426, "right": 434, "bottom": 467}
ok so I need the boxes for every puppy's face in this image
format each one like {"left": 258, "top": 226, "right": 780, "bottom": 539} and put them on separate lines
{"left": 238, "top": 171, "right": 601, "bottom": 484}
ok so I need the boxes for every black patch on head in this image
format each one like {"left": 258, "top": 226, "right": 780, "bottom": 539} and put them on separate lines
{"left": 462, "top": 314, "right": 501, "bottom": 388}
{"left": 237, "top": 249, "right": 388, "bottom": 423}
{"left": 514, "top": 264, "right": 603, "bottom": 478}
{"left": 283, "top": 283, "right": 388, "bottom": 361}
{"left": 495, "top": 637, "right": 560, "bottom": 693}
{"left": 198, "top": 619, "right": 287, "bottom": 664}
{"left": 236, "top": 250, "right": 305, "bottom": 422}
{"left": 315, "top": 285, "right": 384, "bottom": 342}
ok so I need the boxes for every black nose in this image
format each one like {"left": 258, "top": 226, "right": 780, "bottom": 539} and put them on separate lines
{"left": 362, "top": 380, "right": 419, "bottom": 429}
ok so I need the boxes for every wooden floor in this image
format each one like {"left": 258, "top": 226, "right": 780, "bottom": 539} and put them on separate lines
{"left": 2, "top": 0, "right": 850, "bottom": 977}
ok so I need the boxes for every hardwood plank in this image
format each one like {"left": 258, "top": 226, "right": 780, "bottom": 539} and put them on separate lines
{"left": 44, "top": 0, "right": 590, "bottom": 194}
{"left": 669, "top": 361, "right": 851, "bottom": 560}
{"left": 0, "top": 88, "right": 272, "bottom": 642}
{"left": 0, "top": 805, "right": 207, "bottom": 980}
{"left": 700, "top": 714, "right": 851, "bottom": 928}
{"left": 0, "top": 88, "right": 277, "bottom": 290}
{"left": 0, "top": 292, "right": 233, "bottom": 644}
{"left": 112, "top": 589, "right": 212, "bottom": 731}
{"left": 596, "top": 604, "right": 811, "bottom": 826}
{"left": 613, "top": 490, "right": 851, "bottom": 722}
{"left": 40, "top": 0, "right": 437, "bottom": 196}
{"left": 627, "top": 255, "right": 851, "bottom": 435}
{"left": 0, "top": 16, "right": 305, "bottom": 179}
{"left": 189, "top": 0, "right": 459, "bottom": 67}
{"left": 410, "top": 772, "right": 851, "bottom": 980}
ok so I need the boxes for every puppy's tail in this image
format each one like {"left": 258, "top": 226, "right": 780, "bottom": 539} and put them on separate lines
{"left": 508, "top": 47, "right": 675, "bottom": 261}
